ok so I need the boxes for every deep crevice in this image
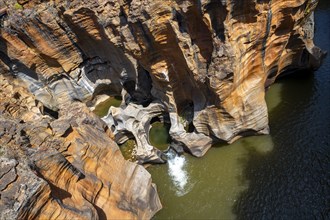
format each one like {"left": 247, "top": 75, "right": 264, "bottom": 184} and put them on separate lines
{"left": 43, "top": 106, "right": 59, "bottom": 119}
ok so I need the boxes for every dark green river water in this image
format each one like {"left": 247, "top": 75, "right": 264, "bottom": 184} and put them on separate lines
{"left": 92, "top": 96, "right": 122, "bottom": 117}
{"left": 93, "top": 4, "right": 330, "bottom": 218}
{"left": 147, "top": 4, "right": 330, "bottom": 219}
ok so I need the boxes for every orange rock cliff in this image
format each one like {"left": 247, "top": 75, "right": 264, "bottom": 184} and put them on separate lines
{"left": 0, "top": 0, "right": 325, "bottom": 219}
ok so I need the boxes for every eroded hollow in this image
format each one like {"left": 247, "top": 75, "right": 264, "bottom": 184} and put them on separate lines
{"left": 42, "top": 106, "right": 59, "bottom": 119}
{"left": 149, "top": 116, "right": 171, "bottom": 152}
{"left": 119, "top": 139, "right": 137, "bottom": 162}
{"left": 92, "top": 96, "right": 122, "bottom": 117}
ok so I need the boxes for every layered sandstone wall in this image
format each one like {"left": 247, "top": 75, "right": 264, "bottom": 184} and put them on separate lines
{"left": 0, "top": 75, "right": 161, "bottom": 219}
{"left": 0, "top": 1, "right": 324, "bottom": 162}
{"left": 0, "top": 0, "right": 324, "bottom": 162}
{"left": 0, "top": 0, "right": 324, "bottom": 218}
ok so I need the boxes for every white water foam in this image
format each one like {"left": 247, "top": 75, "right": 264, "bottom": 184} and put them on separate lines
{"left": 166, "top": 150, "right": 190, "bottom": 196}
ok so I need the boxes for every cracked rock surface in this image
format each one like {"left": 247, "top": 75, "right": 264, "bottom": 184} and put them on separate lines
{"left": 0, "top": 0, "right": 325, "bottom": 218}
{"left": 0, "top": 0, "right": 324, "bottom": 162}
{"left": 0, "top": 75, "right": 161, "bottom": 220}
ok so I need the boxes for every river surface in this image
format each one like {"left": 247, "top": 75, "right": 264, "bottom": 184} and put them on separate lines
{"left": 148, "top": 4, "right": 330, "bottom": 219}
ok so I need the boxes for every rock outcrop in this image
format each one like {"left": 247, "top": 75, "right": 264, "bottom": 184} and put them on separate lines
{"left": 0, "top": 75, "right": 161, "bottom": 219}
{"left": 0, "top": 0, "right": 325, "bottom": 217}
{"left": 0, "top": 0, "right": 325, "bottom": 162}
{"left": 0, "top": 0, "right": 324, "bottom": 163}
{"left": 103, "top": 101, "right": 167, "bottom": 163}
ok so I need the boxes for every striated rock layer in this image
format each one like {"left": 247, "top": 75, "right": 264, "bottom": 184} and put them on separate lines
{"left": 0, "top": 0, "right": 325, "bottom": 217}
{"left": 0, "top": 0, "right": 325, "bottom": 163}
{"left": 0, "top": 75, "right": 161, "bottom": 219}
{"left": 0, "top": 0, "right": 325, "bottom": 162}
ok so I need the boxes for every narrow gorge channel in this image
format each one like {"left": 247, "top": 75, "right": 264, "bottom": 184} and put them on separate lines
{"left": 150, "top": 3, "right": 330, "bottom": 219}
{"left": 92, "top": 3, "right": 330, "bottom": 218}
{"left": 1, "top": 0, "right": 329, "bottom": 219}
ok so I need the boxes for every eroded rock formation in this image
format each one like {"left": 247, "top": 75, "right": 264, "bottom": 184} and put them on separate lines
{"left": 0, "top": 0, "right": 324, "bottom": 161}
{"left": 0, "top": 0, "right": 325, "bottom": 218}
{"left": 0, "top": 75, "right": 161, "bottom": 219}
{"left": 0, "top": 0, "right": 324, "bottom": 163}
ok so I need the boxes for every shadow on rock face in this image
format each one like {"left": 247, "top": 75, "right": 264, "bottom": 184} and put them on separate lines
{"left": 233, "top": 68, "right": 330, "bottom": 219}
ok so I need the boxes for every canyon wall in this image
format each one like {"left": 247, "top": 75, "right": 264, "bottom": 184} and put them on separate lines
{"left": 0, "top": 75, "right": 161, "bottom": 219}
{"left": 0, "top": 0, "right": 324, "bottom": 219}
{"left": 0, "top": 0, "right": 324, "bottom": 162}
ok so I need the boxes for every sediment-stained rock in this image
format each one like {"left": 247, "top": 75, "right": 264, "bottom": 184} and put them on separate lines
{"left": 1, "top": 0, "right": 324, "bottom": 162}
{"left": 0, "top": 75, "right": 162, "bottom": 219}
{"left": 0, "top": 0, "right": 325, "bottom": 218}
{"left": 0, "top": 0, "right": 325, "bottom": 170}
{"left": 103, "top": 101, "right": 167, "bottom": 163}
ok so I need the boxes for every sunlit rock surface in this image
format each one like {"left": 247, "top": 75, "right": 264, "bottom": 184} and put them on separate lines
{"left": 103, "top": 101, "right": 167, "bottom": 163}
{"left": 0, "top": 0, "right": 324, "bottom": 161}
{"left": 0, "top": 75, "right": 161, "bottom": 219}
{"left": 0, "top": 0, "right": 324, "bottom": 218}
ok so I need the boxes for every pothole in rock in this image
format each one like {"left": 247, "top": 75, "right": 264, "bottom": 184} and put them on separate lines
{"left": 119, "top": 139, "right": 137, "bottom": 162}
{"left": 149, "top": 119, "right": 171, "bottom": 152}
{"left": 92, "top": 96, "right": 122, "bottom": 117}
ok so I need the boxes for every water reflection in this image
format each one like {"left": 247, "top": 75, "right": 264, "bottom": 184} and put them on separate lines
{"left": 265, "top": 83, "right": 283, "bottom": 112}
{"left": 233, "top": 6, "right": 330, "bottom": 219}
{"left": 149, "top": 122, "right": 171, "bottom": 151}
{"left": 149, "top": 134, "right": 275, "bottom": 219}
{"left": 149, "top": 5, "right": 330, "bottom": 218}
{"left": 89, "top": 4, "right": 329, "bottom": 219}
